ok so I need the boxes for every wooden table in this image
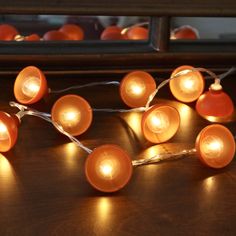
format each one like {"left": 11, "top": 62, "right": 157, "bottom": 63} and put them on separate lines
{"left": 0, "top": 74, "right": 236, "bottom": 236}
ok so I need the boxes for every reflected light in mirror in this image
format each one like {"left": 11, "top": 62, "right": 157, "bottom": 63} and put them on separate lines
{"left": 43, "top": 30, "right": 70, "bottom": 41}
{"left": 124, "top": 26, "right": 148, "bottom": 40}
{"left": 59, "top": 24, "right": 84, "bottom": 40}
{"left": 0, "top": 24, "right": 19, "bottom": 40}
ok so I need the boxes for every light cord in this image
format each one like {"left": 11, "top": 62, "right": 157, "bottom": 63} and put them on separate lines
{"left": 132, "top": 148, "right": 196, "bottom": 167}
{"left": 93, "top": 107, "right": 145, "bottom": 113}
{"left": 50, "top": 81, "right": 120, "bottom": 94}
{"left": 9, "top": 102, "right": 92, "bottom": 154}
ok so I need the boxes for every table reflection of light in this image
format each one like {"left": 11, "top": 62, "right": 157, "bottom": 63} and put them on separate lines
{"left": 203, "top": 176, "right": 216, "bottom": 193}
{"left": 97, "top": 197, "right": 111, "bottom": 222}
{"left": 0, "top": 154, "right": 17, "bottom": 196}
{"left": 178, "top": 104, "right": 192, "bottom": 125}
{"left": 124, "top": 112, "right": 142, "bottom": 136}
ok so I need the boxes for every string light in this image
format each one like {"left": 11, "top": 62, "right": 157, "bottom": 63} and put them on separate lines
{"left": 124, "top": 26, "right": 148, "bottom": 40}
{"left": 85, "top": 144, "right": 133, "bottom": 192}
{"left": 171, "top": 25, "right": 199, "bottom": 40}
{"left": 51, "top": 94, "right": 93, "bottom": 136}
{"left": 120, "top": 71, "right": 156, "bottom": 108}
{"left": 100, "top": 26, "right": 124, "bottom": 40}
{"left": 195, "top": 124, "right": 235, "bottom": 168}
{"left": 14, "top": 66, "right": 48, "bottom": 104}
{"left": 59, "top": 24, "right": 84, "bottom": 40}
{"left": 0, "top": 24, "right": 19, "bottom": 41}
{"left": 141, "top": 104, "right": 180, "bottom": 143}
{"left": 196, "top": 79, "right": 234, "bottom": 118}
{"left": 43, "top": 30, "right": 70, "bottom": 41}
{"left": 169, "top": 65, "right": 204, "bottom": 103}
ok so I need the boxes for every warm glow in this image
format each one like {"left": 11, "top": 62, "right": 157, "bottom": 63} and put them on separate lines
{"left": 0, "top": 122, "right": 8, "bottom": 140}
{"left": 179, "top": 75, "right": 197, "bottom": 93}
{"left": 60, "top": 109, "right": 81, "bottom": 127}
{"left": 22, "top": 76, "right": 40, "bottom": 97}
{"left": 99, "top": 159, "right": 115, "bottom": 179}
{"left": 201, "top": 135, "right": 224, "bottom": 159}
{"left": 147, "top": 111, "right": 170, "bottom": 133}
{"left": 126, "top": 80, "right": 146, "bottom": 97}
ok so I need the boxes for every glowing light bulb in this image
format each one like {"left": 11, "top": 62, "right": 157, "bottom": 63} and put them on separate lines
{"left": 120, "top": 71, "right": 156, "bottom": 108}
{"left": 0, "top": 123, "right": 8, "bottom": 140}
{"left": 22, "top": 76, "right": 40, "bottom": 98}
{"left": 195, "top": 124, "right": 235, "bottom": 168}
{"left": 99, "top": 159, "right": 115, "bottom": 179}
{"left": 170, "top": 65, "right": 204, "bottom": 103}
{"left": 201, "top": 135, "right": 223, "bottom": 159}
{"left": 126, "top": 80, "right": 146, "bottom": 97}
{"left": 60, "top": 109, "right": 81, "bottom": 128}
{"left": 141, "top": 105, "right": 180, "bottom": 143}
{"left": 85, "top": 144, "right": 133, "bottom": 192}
{"left": 146, "top": 111, "right": 170, "bottom": 134}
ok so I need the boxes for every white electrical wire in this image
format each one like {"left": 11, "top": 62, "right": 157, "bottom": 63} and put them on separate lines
{"left": 9, "top": 101, "right": 92, "bottom": 154}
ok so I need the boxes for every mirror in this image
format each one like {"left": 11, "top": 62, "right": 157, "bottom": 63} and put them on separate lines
{"left": 0, "top": 15, "right": 150, "bottom": 41}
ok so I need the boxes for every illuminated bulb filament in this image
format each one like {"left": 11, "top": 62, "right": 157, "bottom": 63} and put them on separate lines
{"left": 22, "top": 76, "right": 40, "bottom": 98}
{"left": 201, "top": 135, "right": 224, "bottom": 159}
{"left": 60, "top": 110, "right": 80, "bottom": 127}
{"left": 180, "top": 76, "right": 197, "bottom": 93}
{"left": 0, "top": 123, "right": 8, "bottom": 140}
{"left": 147, "top": 111, "right": 170, "bottom": 133}
{"left": 99, "top": 160, "right": 115, "bottom": 179}
{"left": 126, "top": 80, "right": 146, "bottom": 97}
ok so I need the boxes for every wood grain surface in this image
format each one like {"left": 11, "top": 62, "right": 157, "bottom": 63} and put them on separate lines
{"left": 0, "top": 73, "right": 236, "bottom": 235}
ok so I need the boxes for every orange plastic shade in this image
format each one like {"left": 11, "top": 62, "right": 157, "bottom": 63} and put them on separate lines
{"left": 120, "top": 71, "right": 156, "bottom": 108}
{"left": 195, "top": 124, "right": 235, "bottom": 168}
{"left": 170, "top": 65, "right": 204, "bottom": 103}
{"left": 0, "top": 112, "right": 18, "bottom": 152}
{"left": 196, "top": 85, "right": 234, "bottom": 118}
{"left": 14, "top": 66, "right": 48, "bottom": 104}
{"left": 100, "top": 26, "right": 124, "bottom": 40}
{"left": 59, "top": 24, "right": 84, "bottom": 40}
{"left": 51, "top": 94, "right": 92, "bottom": 136}
{"left": 43, "top": 30, "right": 70, "bottom": 41}
{"left": 171, "top": 25, "right": 199, "bottom": 40}
{"left": 0, "top": 24, "right": 19, "bottom": 41}
{"left": 125, "top": 26, "right": 148, "bottom": 40}
{"left": 141, "top": 104, "right": 180, "bottom": 143}
{"left": 25, "top": 34, "right": 40, "bottom": 41}
{"left": 85, "top": 144, "right": 133, "bottom": 192}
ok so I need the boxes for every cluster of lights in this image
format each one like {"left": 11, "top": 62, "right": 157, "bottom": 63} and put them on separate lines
{"left": 0, "top": 64, "right": 235, "bottom": 193}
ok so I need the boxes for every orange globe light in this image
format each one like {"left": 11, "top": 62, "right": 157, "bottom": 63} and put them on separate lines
{"left": 195, "top": 124, "right": 235, "bottom": 168}
{"left": 0, "top": 24, "right": 19, "bottom": 41}
{"left": 170, "top": 65, "right": 204, "bottom": 103}
{"left": 120, "top": 71, "right": 156, "bottom": 108}
{"left": 141, "top": 104, "right": 180, "bottom": 143}
{"left": 0, "top": 112, "right": 18, "bottom": 152}
{"left": 125, "top": 26, "right": 148, "bottom": 40}
{"left": 196, "top": 83, "right": 234, "bottom": 118}
{"left": 24, "top": 34, "right": 41, "bottom": 41}
{"left": 85, "top": 144, "right": 133, "bottom": 192}
{"left": 171, "top": 25, "right": 199, "bottom": 40}
{"left": 100, "top": 26, "right": 124, "bottom": 40}
{"left": 43, "top": 30, "right": 70, "bottom": 41}
{"left": 59, "top": 24, "right": 84, "bottom": 40}
{"left": 51, "top": 94, "right": 93, "bottom": 136}
{"left": 14, "top": 66, "right": 48, "bottom": 104}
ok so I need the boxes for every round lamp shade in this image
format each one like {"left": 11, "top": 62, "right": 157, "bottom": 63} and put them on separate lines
{"left": 171, "top": 25, "right": 199, "bottom": 40}
{"left": 14, "top": 66, "right": 48, "bottom": 104}
{"left": 59, "top": 24, "right": 84, "bottom": 40}
{"left": 126, "top": 26, "right": 148, "bottom": 40}
{"left": 170, "top": 65, "right": 204, "bottom": 103}
{"left": 85, "top": 144, "right": 133, "bottom": 192}
{"left": 51, "top": 94, "right": 92, "bottom": 136}
{"left": 100, "top": 26, "right": 124, "bottom": 40}
{"left": 43, "top": 30, "right": 70, "bottom": 41}
{"left": 0, "top": 112, "right": 18, "bottom": 152}
{"left": 120, "top": 71, "right": 156, "bottom": 108}
{"left": 195, "top": 124, "right": 235, "bottom": 168}
{"left": 141, "top": 104, "right": 180, "bottom": 143}
{"left": 196, "top": 86, "right": 234, "bottom": 118}
{"left": 0, "top": 24, "right": 19, "bottom": 41}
